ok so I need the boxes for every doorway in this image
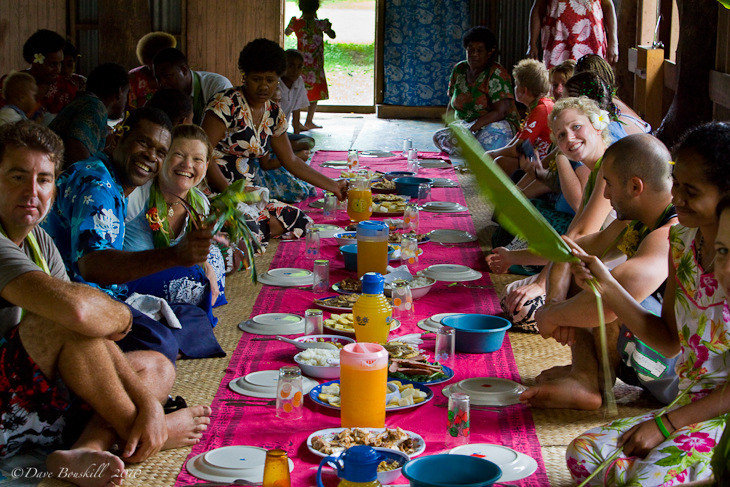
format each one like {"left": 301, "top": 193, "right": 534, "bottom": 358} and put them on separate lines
{"left": 283, "top": 0, "right": 376, "bottom": 108}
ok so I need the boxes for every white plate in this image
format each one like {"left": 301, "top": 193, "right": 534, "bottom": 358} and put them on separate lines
{"left": 186, "top": 445, "right": 294, "bottom": 483}
{"left": 321, "top": 160, "right": 350, "bottom": 167}
{"left": 419, "top": 160, "right": 451, "bottom": 169}
{"left": 312, "top": 224, "right": 345, "bottom": 238}
{"left": 420, "top": 201, "right": 468, "bottom": 213}
{"left": 430, "top": 177, "right": 459, "bottom": 188}
{"left": 308, "top": 198, "right": 325, "bottom": 209}
{"left": 228, "top": 370, "right": 318, "bottom": 398}
{"left": 427, "top": 229, "right": 477, "bottom": 243}
{"left": 306, "top": 427, "right": 426, "bottom": 459}
{"left": 422, "top": 264, "right": 482, "bottom": 282}
{"left": 238, "top": 313, "right": 305, "bottom": 335}
{"left": 257, "top": 268, "right": 313, "bottom": 287}
{"left": 442, "top": 378, "right": 527, "bottom": 406}
{"left": 417, "top": 312, "right": 462, "bottom": 332}
{"left": 449, "top": 444, "right": 538, "bottom": 482}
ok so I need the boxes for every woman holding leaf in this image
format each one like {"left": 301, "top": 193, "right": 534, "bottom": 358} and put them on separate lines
{"left": 123, "top": 124, "right": 230, "bottom": 331}
{"left": 565, "top": 122, "right": 730, "bottom": 486}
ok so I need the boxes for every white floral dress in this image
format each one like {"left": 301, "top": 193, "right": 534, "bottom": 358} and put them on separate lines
{"left": 566, "top": 225, "right": 730, "bottom": 486}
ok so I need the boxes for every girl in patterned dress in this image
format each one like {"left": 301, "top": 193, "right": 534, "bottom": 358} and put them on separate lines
{"left": 564, "top": 121, "right": 730, "bottom": 485}
{"left": 285, "top": 0, "right": 336, "bottom": 130}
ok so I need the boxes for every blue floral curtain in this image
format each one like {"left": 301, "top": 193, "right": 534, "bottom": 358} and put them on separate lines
{"left": 383, "top": 0, "right": 470, "bottom": 106}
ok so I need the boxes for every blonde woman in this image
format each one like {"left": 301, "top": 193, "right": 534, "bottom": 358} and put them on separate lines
{"left": 489, "top": 96, "right": 615, "bottom": 332}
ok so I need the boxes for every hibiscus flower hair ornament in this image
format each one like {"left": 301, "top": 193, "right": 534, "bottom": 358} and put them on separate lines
{"left": 589, "top": 109, "right": 610, "bottom": 132}
{"left": 33, "top": 53, "right": 45, "bottom": 65}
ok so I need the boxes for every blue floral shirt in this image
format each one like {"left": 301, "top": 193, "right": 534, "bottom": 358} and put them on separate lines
{"left": 42, "top": 153, "right": 128, "bottom": 298}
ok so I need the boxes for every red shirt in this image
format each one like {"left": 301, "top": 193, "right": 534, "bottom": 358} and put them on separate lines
{"left": 517, "top": 97, "right": 554, "bottom": 159}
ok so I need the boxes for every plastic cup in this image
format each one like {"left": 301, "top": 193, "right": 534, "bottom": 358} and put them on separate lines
{"left": 447, "top": 392, "right": 470, "bottom": 447}
{"left": 402, "top": 138, "right": 413, "bottom": 156}
{"left": 403, "top": 203, "right": 419, "bottom": 233}
{"left": 276, "top": 366, "right": 303, "bottom": 420}
{"left": 347, "top": 149, "right": 360, "bottom": 171}
{"left": 417, "top": 183, "right": 431, "bottom": 205}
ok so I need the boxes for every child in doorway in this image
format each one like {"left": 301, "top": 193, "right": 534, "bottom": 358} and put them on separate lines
{"left": 0, "top": 72, "right": 38, "bottom": 126}
{"left": 285, "top": 0, "right": 336, "bottom": 130}
{"left": 279, "top": 49, "right": 316, "bottom": 161}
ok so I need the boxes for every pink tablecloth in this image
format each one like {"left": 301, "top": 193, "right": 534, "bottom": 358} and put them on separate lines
{"left": 174, "top": 151, "right": 549, "bottom": 486}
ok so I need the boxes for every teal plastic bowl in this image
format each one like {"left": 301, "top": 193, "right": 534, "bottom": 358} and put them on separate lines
{"left": 340, "top": 244, "right": 395, "bottom": 272}
{"left": 441, "top": 314, "right": 512, "bottom": 353}
{"left": 393, "top": 177, "right": 433, "bottom": 198}
{"left": 402, "top": 454, "right": 501, "bottom": 487}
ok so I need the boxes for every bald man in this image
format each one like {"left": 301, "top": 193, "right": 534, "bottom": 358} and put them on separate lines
{"left": 521, "top": 134, "right": 680, "bottom": 410}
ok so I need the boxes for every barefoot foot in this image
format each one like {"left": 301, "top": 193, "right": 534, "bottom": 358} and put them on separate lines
{"left": 520, "top": 375, "right": 602, "bottom": 410}
{"left": 47, "top": 448, "right": 126, "bottom": 487}
{"left": 164, "top": 404, "right": 212, "bottom": 449}
{"left": 294, "top": 123, "right": 308, "bottom": 133}
{"left": 304, "top": 122, "right": 322, "bottom": 130}
{"left": 535, "top": 364, "right": 572, "bottom": 384}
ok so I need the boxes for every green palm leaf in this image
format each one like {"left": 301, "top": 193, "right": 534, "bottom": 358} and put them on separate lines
{"left": 449, "top": 120, "right": 617, "bottom": 416}
{"left": 448, "top": 119, "right": 578, "bottom": 263}
{"left": 719, "top": 0, "right": 730, "bottom": 8}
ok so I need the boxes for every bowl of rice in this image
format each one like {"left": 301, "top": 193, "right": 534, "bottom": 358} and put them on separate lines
{"left": 384, "top": 276, "right": 436, "bottom": 299}
{"left": 294, "top": 349, "right": 340, "bottom": 379}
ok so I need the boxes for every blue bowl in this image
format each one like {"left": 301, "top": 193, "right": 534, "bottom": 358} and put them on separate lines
{"left": 393, "top": 177, "right": 434, "bottom": 198}
{"left": 340, "top": 243, "right": 395, "bottom": 272}
{"left": 384, "top": 170, "right": 415, "bottom": 181}
{"left": 402, "top": 454, "right": 501, "bottom": 487}
{"left": 441, "top": 314, "right": 511, "bottom": 353}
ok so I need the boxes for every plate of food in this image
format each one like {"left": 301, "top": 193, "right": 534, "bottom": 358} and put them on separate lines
{"left": 323, "top": 312, "right": 400, "bottom": 337}
{"left": 314, "top": 294, "right": 361, "bottom": 312}
{"left": 371, "top": 179, "right": 396, "bottom": 193}
{"left": 310, "top": 379, "right": 433, "bottom": 412}
{"left": 372, "top": 194, "right": 409, "bottom": 216}
{"left": 332, "top": 278, "right": 362, "bottom": 294}
{"left": 389, "top": 360, "right": 454, "bottom": 385}
{"left": 388, "top": 232, "right": 430, "bottom": 245}
{"left": 307, "top": 427, "right": 426, "bottom": 458}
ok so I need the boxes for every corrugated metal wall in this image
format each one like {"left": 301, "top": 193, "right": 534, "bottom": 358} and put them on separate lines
{"left": 470, "top": 0, "right": 532, "bottom": 74}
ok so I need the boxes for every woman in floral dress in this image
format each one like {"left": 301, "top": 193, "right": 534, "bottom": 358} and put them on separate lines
{"left": 564, "top": 122, "right": 730, "bottom": 485}
{"left": 285, "top": 0, "right": 336, "bottom": 130}
{"left": 527, "top": 0, "right": 618, "bottom": 69}
{"left": 433, "top": 26, "right": 520, "bottom": 154}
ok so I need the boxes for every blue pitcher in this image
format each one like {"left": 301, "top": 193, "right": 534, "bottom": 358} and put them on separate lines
{"left": 316, "top": 445, "right": 383, "bottom": 487}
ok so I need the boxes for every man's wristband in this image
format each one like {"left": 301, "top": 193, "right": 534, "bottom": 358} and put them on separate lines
{"left": 654, "top": 415, "right": 671, "bottom": 439}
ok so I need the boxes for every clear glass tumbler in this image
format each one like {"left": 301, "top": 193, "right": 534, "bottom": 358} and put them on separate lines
{"left": 347, "top": 149, "right": 359, "bottom": 172}
{"left": 402, "top": 138, "right": 413, "bottom": 156}
{"left": 391, "top": 279, "right": 414, "bottom": 323}
{"left": 417, "top": 183, "right": 431, "bottom": 205}
{"left": 400, "top": 236, "right": 419, "bottom": 267}
{"left": 305, "top": 226, "right": 320, "bottom": 260}
{"left": 304, "top": 309, "right": 324, "bottom": 335}
{"left": 435, "top": 326, "right": 455, "bottom": 366}
{"left": 407, "top": 148, "right": 419, "bottom": 174}
{"left": 276, "top": 366, "right": 303, "bottom": 420}
{"left": 323, "top": 191, "right": 337, "bottom": 218}
{"left": 312, "top": 259, "right": 329, "bottom": 293}
{"left": 403, "top": 203, "right": 419, "bottom": 234}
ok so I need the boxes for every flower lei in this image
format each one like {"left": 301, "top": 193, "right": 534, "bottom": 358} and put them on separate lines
{"left": 147, "top": 181, "right": 207, "bottom": 248}
{"left": 615, "top": 204, "right": 676, "bottom": 258}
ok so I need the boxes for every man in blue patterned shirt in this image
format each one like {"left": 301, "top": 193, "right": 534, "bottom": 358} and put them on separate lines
{"left": 44, "top": 107, "right": 220, "bottom": 368}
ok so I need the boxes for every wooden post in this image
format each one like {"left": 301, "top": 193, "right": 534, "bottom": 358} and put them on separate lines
{"left": 633, "top": 46, "right": 664, "bottom": 129}
{"left": 637, "top": 0, "right": 659, "bottom": 46}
